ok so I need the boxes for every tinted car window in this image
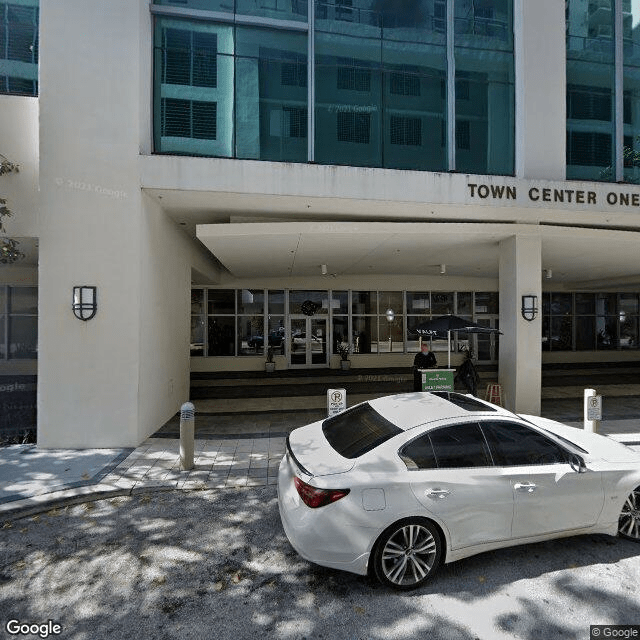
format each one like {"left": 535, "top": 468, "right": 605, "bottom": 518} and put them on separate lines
{"left": 432, "top": 392, "right": 498, "bottom": 412}
{"left": 400, "top": 435, "right": 437, "bottom": 470}
{"left": 429, "top": 423, "right": 492, "bottom": 469}
{"left": 480, "top": 421, "right": 569, "bottom": 466}
{"left": 323, "top": 403, "right": 403, "bottom": 459}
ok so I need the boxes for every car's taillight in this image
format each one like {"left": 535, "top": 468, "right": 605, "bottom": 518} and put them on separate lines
{"left": 293, "top": 476, "right": 350, "bottom": 509}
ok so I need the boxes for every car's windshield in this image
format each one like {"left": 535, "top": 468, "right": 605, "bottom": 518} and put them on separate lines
{"left": 323, "top": 403, "right": 402, "bottom": 459}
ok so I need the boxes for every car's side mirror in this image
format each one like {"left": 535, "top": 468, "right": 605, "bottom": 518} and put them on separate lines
{"left": 569, "top": 453, "right": 587, "bottom": 474}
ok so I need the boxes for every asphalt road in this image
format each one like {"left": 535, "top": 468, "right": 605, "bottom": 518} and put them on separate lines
{"left": 1, "top": 487, "right": 639, "bottom": 640}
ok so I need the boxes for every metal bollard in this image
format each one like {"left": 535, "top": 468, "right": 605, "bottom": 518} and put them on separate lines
{"left": 180, "top": 402, "right": 195, "bottom": 471}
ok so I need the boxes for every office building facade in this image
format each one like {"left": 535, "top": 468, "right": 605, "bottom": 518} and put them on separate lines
{"left": 1, "top": 0, "right": 639, "bottom": 447}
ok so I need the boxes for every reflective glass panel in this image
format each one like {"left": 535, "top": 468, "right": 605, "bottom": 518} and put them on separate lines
{"left": 154, "top": 18, "right": 234, "bottom": 157}
{"left": 0, "top": 1, "right": 39, "bottom": 96}
{"left": 0, "top": 316, "right": 5, "bottom": 358}
{"left": 268, "top": 290, "right": 285, "bottom": 315}
{"left": 208, "top": 316, "right": 235, "bottom": 355}
{"left": 474, "top": 292, "right": 498, "bottom": 314}
{"left": 352, "top": 291, "right": 377, "bottom": 314}
{"left": 208, "top": 289, "right": 235, "bottom": 314}
{"left": 238, "top": 315, "right": 265, "bottom": 355}
{"left": 237, "top": 289, "right": 265, "bottom": 314}
{"left": 566, "top": 0, "right": 615, "bottom": 181}
{"left": 191, "top": 288, "right": 204, "bottom": 314}
{"left": 191, "top": 316, "right": 205, "bottom": 356}
{"left": 624, "top": 1, "right": 640, "bottom": 183}
{"left": 352, "top": 315, "right": 376, "bottom": 353}
{"left": 236, "top": 27, "right": 308, "bottom": 161}
{"left": 407, "top": 292, "right": 430, "bottom": 314}
{"left": 9, "top": 287, "right": 37, "bottom": 314}
{"left": 289, "top": 290, "right": 328, "bottom": 315}
{"left": 378, "top": 314, "right": 403, "bottom": 352}
{"left": 431, "top": 292, "right": 454, "bottom": 315}
{"left": 575, "top": 316, "right": 596, "bottom": 350}
{"left": 8, "top": 316, "right": 37, "bottom": 359}
{"left": 454, "top": 0, "right": 514, "bottom": 175}
{"left": 326, "top": 291, "right": 348, "bottom": 314}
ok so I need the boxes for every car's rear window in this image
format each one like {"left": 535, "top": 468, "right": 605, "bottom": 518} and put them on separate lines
{"left": 322, "top": 403, "right": 403, "bottom": 459}
{"left": 432, "top": 391, "right": 498, "bottom": 412}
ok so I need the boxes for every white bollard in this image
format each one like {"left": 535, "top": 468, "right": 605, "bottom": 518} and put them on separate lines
{"left": 583, "top": 388, "right": 601, "bottom": 433}
{"left": 180, "top": 402, "right": 195, "bottom": 471}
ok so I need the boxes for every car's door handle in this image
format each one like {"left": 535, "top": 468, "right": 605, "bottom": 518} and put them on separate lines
{"left": 514, "top": 482, "right": 537, "bottom": 493}
{"left": 425, "top": 488, "right": 450, "bottom": 499}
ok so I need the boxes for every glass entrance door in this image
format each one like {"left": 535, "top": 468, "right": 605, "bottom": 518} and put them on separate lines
{"left": 289, "top": 316, "right": 328, "bottom": 367}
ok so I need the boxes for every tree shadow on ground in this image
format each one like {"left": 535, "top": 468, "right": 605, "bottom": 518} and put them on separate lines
{"left": 0, "top": 486, "right": 639, "bottom": 640}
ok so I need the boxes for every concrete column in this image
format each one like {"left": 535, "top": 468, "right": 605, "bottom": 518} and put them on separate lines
{"left": 514, "top": 0, "right": 566, "bottom": 180}
{"left": 498, "top": 234, "right": 542, "bottom": 415}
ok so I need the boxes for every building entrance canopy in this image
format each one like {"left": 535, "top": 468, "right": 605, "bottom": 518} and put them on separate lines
{"left": 195, "top": 221, "right": 640, "bottom": 289}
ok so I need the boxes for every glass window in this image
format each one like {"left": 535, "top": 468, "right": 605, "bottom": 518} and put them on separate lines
{"left": 9, "top": 287, "right": 37, "bottom": 314}
{"left": 332, "top": 315, "right": 349, "bottom": 355}
{"left": 208, "top": 316, "right": 235, "bottom": 356}
{"left": 431, "top": 292, "right": 454, "bottom": 315}
{"left": 454, "top": 0, "right": 514, "bottom": 175}
{"left": 154, "top": 18, "right": 233, "bottom": 157}
{"left": 429, "top": 423, "right": 492, "bottom": 469}
{"left": 322, "top": 402, "right": 403, "bottom": 459}
{"left": 457, "top": 292, "right": 472, "bottom": 315}
{"left": 236, "top": 27, "right": 308, "bottom": 162}
{"left": 237, "top": 289, "right": 265, "bottom": 315}
{"left": 352, "top": 315, "right": 376, "bottom": 354}
{"left": 352, "top": 290, "right": 377, "bottom": 314}
{"left": 575, "top": 293, "right": 595, "bottom": 315}
{"left": 566, "top": 0, "right": 615, "bottom": 181}
{"left": 0, "top": 1, "right": 39, "bottom": 97}
{"left": 474, "top": 292, "right": 498, "bottom": 314}
{"left": 407, "top": 292, "right": 430, "bottom": 314}
{"left": 9, "top": 316, "right": 37, "bottom": 359}
{"left": 268, "top": 290, "right": 285, "bottom": 315}
{"left": 208, "top": 289, "right": 235, "bottom": 314}
{"left": 400, "top": 435, "right": 437, "bottom": 470}
{"left": 238, "top": 315, "right": 264, "bottom": 355}
{"left": 481, "top": 421, "right": 569, "bottom": 466}
{"left": 289, "top": 290, "right": 328, "bottom": 315}
{"left": 191, "top": 315, "right": 205, "bottom": 356}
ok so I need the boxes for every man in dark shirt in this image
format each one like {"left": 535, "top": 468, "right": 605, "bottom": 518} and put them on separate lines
{"left": 413, "top": 343, "right": 437, "bottom": 391}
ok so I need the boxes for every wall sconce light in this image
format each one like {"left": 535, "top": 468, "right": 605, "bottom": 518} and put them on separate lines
{"left": 72, "top": 286, "right": 97, "bottom": 321}
{"left": 521, "top": 294, "right": 538, "bottom": 322}
{"left": 320, "top": 264, "right": 328, "bottom": 276}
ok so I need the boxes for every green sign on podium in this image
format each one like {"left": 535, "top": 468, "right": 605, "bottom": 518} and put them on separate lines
{"left": 420, "top": 369, "right": 455, "bottom": 392}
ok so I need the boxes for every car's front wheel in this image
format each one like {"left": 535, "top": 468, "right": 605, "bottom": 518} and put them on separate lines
{"left": 372, "top": 518, "right": 442, "bottom": 590}
{"left": 619, "top": 485, "right": 640, "bottom": 541}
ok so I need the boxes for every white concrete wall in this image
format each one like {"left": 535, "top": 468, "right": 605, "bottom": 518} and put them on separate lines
{"left": 514, "top": 0, "right": 566, "bottom": 180}
{"left": 37, "top": 0, "right": 147, "bottom": 447}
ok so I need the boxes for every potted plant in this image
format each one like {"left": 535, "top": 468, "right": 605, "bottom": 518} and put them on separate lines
{"left": 265, "top": 345, "right": 276, "bottom": 373}
{"left": 337, "top": 343, "right": 351, "bottom": 371}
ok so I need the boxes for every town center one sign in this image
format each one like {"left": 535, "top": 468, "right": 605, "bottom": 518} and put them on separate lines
{"left": 468, "top": 182, "right": 640, "bottom": 207}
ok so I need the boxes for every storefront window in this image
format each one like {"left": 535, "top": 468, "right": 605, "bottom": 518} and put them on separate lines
{"left": 268, "top": 290, "right": 285, "bottom": 315}
{"left": 474, "top": 292, "right": 498, "bottom": 314}
{"left": 2, "top": 287, "right": 38, "bottom": 360}
{"left": 431, "top": 291, "right": 454, "bottom": 315}
{"left": 289, "top": 290, "right": 328, "bottom": 315}
{"left": 351, "top": 290, "right": 377, "bottom": 314}
{"left": 208, "top": 316, "right": 235, "bottom": 356}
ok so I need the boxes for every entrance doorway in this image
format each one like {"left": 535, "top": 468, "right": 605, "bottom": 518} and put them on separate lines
{"left": 289, "top": 316, "right": 328, "bottom": 367}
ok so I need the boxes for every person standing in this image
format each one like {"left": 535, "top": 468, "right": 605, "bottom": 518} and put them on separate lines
{"left": 413, "top": 343, "right": 437, "bottom": 391}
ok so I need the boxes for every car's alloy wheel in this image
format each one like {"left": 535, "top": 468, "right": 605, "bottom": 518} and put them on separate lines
{"left": 373, "top": 519, "right": 442, "bottom": 590}
{"left": 619, "top": 486, "right": 640, "bottom": 541}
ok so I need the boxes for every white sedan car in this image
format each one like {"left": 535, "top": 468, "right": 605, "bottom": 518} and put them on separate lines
{"left": 277, "top": 392, "right": 640, "bottom": 590}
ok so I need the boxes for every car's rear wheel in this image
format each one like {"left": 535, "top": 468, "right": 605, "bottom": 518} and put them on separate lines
{"left": 372, "top": 518, "right": 442, "bottom": 590}
{"left": 619, "top": 485, "right": 640, "bottom": 541}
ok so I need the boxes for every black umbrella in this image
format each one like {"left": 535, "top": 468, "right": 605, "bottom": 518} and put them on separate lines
{"left": 411, "top": 315, "right": 502, "bottom": 367}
